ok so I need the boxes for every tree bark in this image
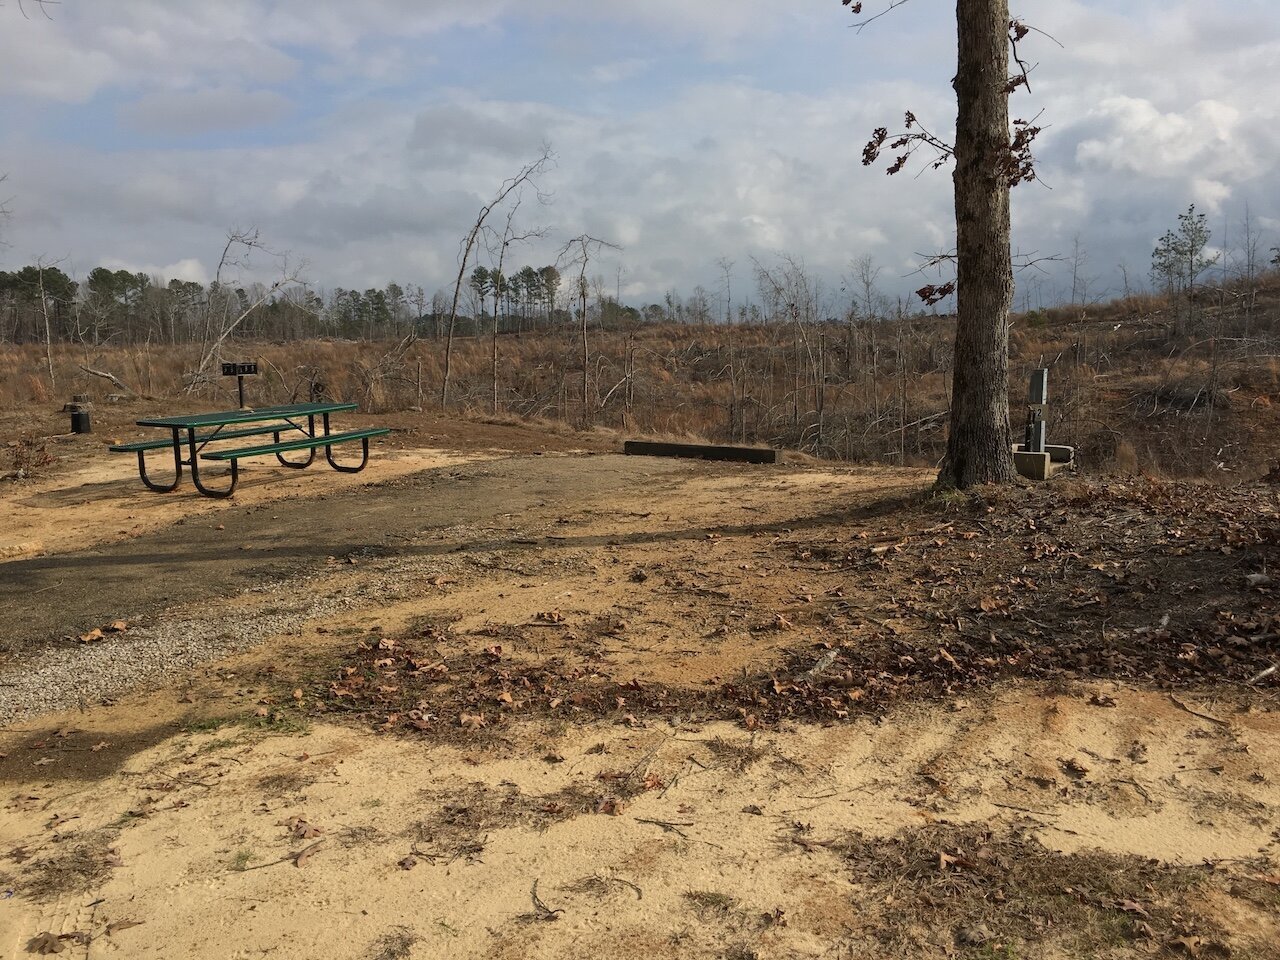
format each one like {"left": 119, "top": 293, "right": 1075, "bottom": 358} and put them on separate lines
{"left": 37, "top": 262, "right": 56, "bottom": 389}
{"left": 938, "top": 0, "right": 1017, "bottom": 488}
{"left": 579, "top": 279, "right": 589, "bottom": 426}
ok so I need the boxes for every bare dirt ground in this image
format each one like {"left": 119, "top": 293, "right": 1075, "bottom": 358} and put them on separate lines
{"left": 1, "top": 421, "right": 1278, "bottom": 959}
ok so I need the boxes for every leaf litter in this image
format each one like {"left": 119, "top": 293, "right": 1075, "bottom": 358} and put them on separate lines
{"left": 305, "top": 478, "right": 1278, "bottom": 735}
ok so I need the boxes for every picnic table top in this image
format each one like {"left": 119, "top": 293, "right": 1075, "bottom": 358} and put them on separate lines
{"left": 136, "top": 402, "right": 358, "bottom": 429}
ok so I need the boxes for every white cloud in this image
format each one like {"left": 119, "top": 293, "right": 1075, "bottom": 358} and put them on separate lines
{"left": 2, "top": 0, "right": 1279, "bottom": 308}
{"left": 99, "top": 256, "right": 208, "bottom": 284}
{"left": 589, "top": 58, "right": 651, "bottom": 85}
{"left": 1075, "top": 97, "right": 1248, "bottom": 181}
{"left": 119, "top": 88, "right": 293, "bottom": 136}
{"left": 1191, "top": 178, "right": 1232, "bottom": 215}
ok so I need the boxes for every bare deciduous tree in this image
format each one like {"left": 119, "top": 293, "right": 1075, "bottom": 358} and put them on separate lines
{"left": 483, "top": 193, "right": 546, "bottom": 414}
{"left": 440, "top": 147, "right": 553, "bottom": 408}
{"left": 558, "top": 234, "right": 620, "bottom": 425}
{"left": 187, "top": 229, "right": 305, "bottom": 393}
{"left": 847, "top": 0, "right": 1047, "bottom": 487}
{"left": 34, "top": 256, "right": 63, "bottom": 387}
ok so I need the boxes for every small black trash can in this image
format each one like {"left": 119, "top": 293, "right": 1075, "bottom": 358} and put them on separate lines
{"left": 71, "top": 409, "right": 92, "bottom": 434}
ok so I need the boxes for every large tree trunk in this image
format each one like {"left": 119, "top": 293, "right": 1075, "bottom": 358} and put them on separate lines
{"left": 938, "top": 0, "right": 1017, "bottom": 488}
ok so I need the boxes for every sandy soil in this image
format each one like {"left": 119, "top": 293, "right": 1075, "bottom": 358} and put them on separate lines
{"left": 2, "top": 426, "right": 1278, "bottom": 959}
{"left": 0, "top": 446, "right": 496, "bottom": 560}
{"left": 2, "top": 685, "right": 1277, "bottom": 959}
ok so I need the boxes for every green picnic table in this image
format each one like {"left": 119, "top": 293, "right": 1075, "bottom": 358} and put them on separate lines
{"left": 109, "top": 402, "right": 390, "bottom": 498}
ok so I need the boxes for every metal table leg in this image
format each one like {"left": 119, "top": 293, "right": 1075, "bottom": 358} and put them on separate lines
{"left": 187, "top": 426, "right": 238, "bottom": 498}
{"left": 136, "top": 426, "right": 183, "bottom": 492}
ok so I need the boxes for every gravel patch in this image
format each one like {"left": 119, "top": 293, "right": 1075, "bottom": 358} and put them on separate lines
{"left": 0, "top": 552, "right": 476, "bottom": 726}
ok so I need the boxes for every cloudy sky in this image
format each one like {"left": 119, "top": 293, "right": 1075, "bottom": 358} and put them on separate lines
{"left": 1, "top": 0, "right": 1277, "bottom": 311}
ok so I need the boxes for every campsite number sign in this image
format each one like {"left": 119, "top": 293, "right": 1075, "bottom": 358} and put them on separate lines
{"left": 222, "top": 361, "right": 259, "bottom": 407}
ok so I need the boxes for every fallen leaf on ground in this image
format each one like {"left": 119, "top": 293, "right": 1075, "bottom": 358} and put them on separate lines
{"left": 105, "top": 920, "right": 143, "bottom": 935}
{"left": 26, "top": 932, "right": 66, "bottom": 954}
{"left": 1059, "top": 757, "right": 1090, "bottom": 779}
{"left": 280, "top": 817, "right": 323, "bottom": 840}
{"left": 294, "top": 840, "right": 325, "bottom": 867}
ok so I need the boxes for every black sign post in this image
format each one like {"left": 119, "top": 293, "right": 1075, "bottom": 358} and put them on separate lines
{"left": 221, "top": 361, "right": 259, "bottom": 408}
{"left": 1025, "top": 368, "right": 1048, "bottom": 453}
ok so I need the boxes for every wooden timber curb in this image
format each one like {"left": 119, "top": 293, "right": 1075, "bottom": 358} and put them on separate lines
{"left": 622, "top": 440, "right": 778, "bottom": 464}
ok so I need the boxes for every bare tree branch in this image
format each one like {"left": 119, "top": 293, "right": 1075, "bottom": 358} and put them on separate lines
{"left": 842, "top": 0, "right": 912, "bottom": 33}
{"left": 557, "top": 234, "right": 620, "bottom": 425}
{"left": 4, "top": 0, "right": 60, "bottom": 19}
{"left": 441, "top": 145, "right": 555, "bottom": 407}
{"left": 482, "top": 191, "right": 547, "bottom": 413}
{"left": 186, "top": 230, "right": 306, "bottom": 393}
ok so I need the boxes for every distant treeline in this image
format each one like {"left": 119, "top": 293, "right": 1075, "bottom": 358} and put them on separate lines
{"left": 0, "top": 260, "right": 772, "bottom": 347}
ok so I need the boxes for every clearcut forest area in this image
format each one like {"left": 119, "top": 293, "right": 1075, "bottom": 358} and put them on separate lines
{"left": 4, "top": 2, "right": 1280, "bottom": 959}
{"left": 2, "top": 295, "right": 1278, "bottom": 957}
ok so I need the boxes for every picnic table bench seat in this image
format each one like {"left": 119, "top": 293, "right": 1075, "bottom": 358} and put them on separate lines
{"left": 196, "top": 427, "right": 390, "bottom": 493}
{"left": 201, "top": 427, "right": 390, "bottom": 463}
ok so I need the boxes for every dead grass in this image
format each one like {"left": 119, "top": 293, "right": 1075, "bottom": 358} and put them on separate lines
{"left": 683, "top": 889, "right": 738, "bottom": 918}
{"left": 7, "top": 269, "right": 1279, "bottom": 477}
{"left": 404, "top": 780, "right": 601, "bottom": 864}
{"left": 4, "top": 431, "right": 55, "bottom": 479}
{"left": 705, "top": 735, "right": 766, "bottom": 772}
{"left": 17, "top": 828, "right": 120, "bottom": 901}
{"left": 367, "top": 927, "right": 419, "bottom": 960}
{"left": 255, "top": 768, "right": 316, "bottom": 796}
{"left": 833, "top": 823, "right": 1236, "bottom": 957}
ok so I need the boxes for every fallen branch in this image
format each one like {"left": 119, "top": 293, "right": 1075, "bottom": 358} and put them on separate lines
{"left": 518, "top": 879, "right": 563, "bottom": 922}
{"left": 1168, "top": 695, "right": 1230, "bottom": 727}
{"left": 1248, "top": 664, "right": 1276, "bottom": 685}
{"left": 78, "top": 365, "right": 143, "bottom": 397}
{"left": 238, "top": 839, "right": 325, "bottom": 871}
{"left": 803, "top": 649, "right": 839, "bottom": 680}
{"left": 634, "top": 817, "right": 693, "bottom": 838}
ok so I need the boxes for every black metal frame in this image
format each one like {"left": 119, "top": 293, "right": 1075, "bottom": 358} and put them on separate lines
{"left": 321, "top": 412, "right": 371, "bottom": 473}
{"left": 274, "top": 414, "right": 317, "bottom": 468}
{"left": 135, "top": 426, "right": 184, "bottom": 493}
